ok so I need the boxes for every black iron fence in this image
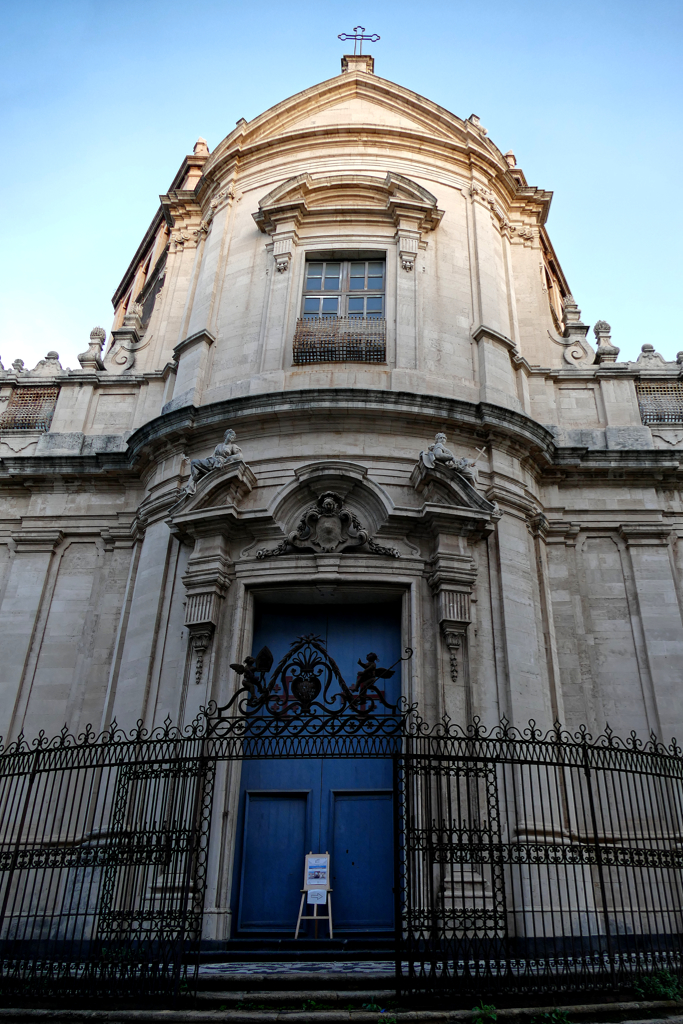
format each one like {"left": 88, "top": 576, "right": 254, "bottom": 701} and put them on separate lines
{"left": 398, "top": 718, "right": 683, "bottom": 1000}
{"left": 1, "top": 704, "right": 683, "bottom": 1003}
{"left": 0, "top": 722, "right": 214, "bottom": 1003}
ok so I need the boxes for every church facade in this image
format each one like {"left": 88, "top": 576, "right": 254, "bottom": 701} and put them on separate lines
{"left": 2, "top": 52, "right": 683, "bottom": 943}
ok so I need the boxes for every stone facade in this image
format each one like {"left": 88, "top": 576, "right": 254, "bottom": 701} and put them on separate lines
{"left": 2, "top": 55, "right": 683, "bottom": 935}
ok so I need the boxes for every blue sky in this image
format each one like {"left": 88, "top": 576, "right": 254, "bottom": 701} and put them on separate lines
{"left": 1, "top": 0, "right": 681, "bottom": 369}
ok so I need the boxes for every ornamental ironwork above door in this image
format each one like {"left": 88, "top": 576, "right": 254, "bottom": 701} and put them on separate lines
{"left": 205, "top": 634, "right": 412, "bottom": 736}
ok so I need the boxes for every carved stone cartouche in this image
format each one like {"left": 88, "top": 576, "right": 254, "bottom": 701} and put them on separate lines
{"left": 256, "top": 491, "right": 399, "bottom": 559}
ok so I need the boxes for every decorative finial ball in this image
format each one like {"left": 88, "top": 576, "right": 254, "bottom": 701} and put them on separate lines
{"left": 90, "top": 327, "right": 106, "bottom": 342}
{"left": 593, "top": 320, "right": 611, "bottom": 334}
{"left": 46, "top": 351, "right": 60, "bottom": 360}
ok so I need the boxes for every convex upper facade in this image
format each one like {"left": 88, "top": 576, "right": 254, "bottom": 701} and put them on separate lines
{"left": 1, "top": 50, "right": 683, "bottom": 761}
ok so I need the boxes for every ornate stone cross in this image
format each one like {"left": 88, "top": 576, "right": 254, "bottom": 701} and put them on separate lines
{"left": 337, "top": 26, "right": 380, "bottom": 55}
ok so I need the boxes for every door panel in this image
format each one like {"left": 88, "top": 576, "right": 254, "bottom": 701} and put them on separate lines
{"left": 234, "top": 602, "right": 401, "bottom": 935}
{"left": 331, "top": 791, "right": 394, "bottom": 931}
{"left": 238, "top": 792, "right": 308, "bottom": 932}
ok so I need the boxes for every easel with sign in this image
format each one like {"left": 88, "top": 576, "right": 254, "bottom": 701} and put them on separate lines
{"left": 294, "top": 852, "right": 333, "bottom": 939}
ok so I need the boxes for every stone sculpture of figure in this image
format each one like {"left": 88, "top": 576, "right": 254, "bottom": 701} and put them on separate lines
{"left": 184, "top": 428, "right": 243, "bottom": 496}
{"left": 419, "top": 432, "right": 478, "bottom": 485}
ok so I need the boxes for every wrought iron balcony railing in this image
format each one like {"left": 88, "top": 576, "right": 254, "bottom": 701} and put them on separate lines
{"left": 293, "top": 316, "right": 386, "bottom": 364}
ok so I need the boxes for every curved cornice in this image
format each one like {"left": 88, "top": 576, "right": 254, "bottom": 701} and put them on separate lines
{"left": 125, "top": 388, "right": 556, "bottom": 466}
{"left": 204, "top": 71, "right": 496, "bottom": 169}
{"left": 0, "top": 390, "right": 679, "bottom": 483}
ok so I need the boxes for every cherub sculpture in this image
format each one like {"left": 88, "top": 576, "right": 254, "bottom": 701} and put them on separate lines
{"left": 183, "top": 428, "right": 243, "bottom": 496}
{"left": 230, "top": 646, "right": 274, "bottom": 699}
{"left": 352, "top": 652, "right": 395, "bottom": 698}
{"left": 419, "top": 432, "right": 479, "bottom": 486}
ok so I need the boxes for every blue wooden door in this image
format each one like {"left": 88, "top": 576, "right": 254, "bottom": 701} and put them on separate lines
{"left": 234, "top": 602, "right": 400, "bottom": 935}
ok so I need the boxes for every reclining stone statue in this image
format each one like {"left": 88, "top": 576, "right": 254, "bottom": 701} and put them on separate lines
{"left": 182, "top": 428, "right": 243, "bottom": 497}
{"left": 419, "top": 432, "right": 478, "bottom": 485}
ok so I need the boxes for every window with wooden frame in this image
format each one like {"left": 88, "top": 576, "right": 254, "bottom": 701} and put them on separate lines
{"left": 301, "top": 258, "right": 385, "bottom": 320}
{"left": 294, "top": 252, "right": 387, "bottom": 364}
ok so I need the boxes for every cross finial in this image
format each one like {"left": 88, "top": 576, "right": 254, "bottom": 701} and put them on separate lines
{"left": 338, "top": 25, "right": 380, "bottom": 55}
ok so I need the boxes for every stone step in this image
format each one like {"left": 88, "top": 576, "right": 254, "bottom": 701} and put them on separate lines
{"left": 195, "top": 990, "right": 395, "bottom": 1008}
{"left": 197, "top": 966, "right": 395, "bottom": 993}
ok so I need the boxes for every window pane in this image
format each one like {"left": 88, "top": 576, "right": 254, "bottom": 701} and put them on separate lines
{"left": 324, "top": 263, "right": 340, "bottom": 290}
{"left": 348, "top": 297, "right": 364, "bottom": 313}
{"left": 304, "top": 298, "right": 320, "bottom": 315}
{"left": 366, "top": 297, "right": 383, "bottom": 318}
{"left": 306, "top": 264, "right": 323, "bottom": 289}
{"left": 368, "top": 262, "right": 384, "bottom": 276}
{"left": 367, "top": 276, "right": 383, "bottom": 290}
{"left": 321, "top": 297, "right": 339, "bottom": 314}
{"left": 349, "top": 277, "right": 365, "bottom": 290}
{"left": 350, "top": 262, "right": 365, "bottom": 278}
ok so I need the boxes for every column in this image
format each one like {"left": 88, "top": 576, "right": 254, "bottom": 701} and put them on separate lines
{"left": 106, "top": 519, "right": 174, "bottom": 729}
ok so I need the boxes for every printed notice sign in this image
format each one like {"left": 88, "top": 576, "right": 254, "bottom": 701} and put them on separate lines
{"left": 304, "top": 853, "right": 330, "bottom": 890}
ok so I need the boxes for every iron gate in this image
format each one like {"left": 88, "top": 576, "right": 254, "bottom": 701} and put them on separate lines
{"left": 2, "top": 636, "right": 683, "bottom": 1004}
{"left": 398, "top": 719, "right": 683, "bottom": 1000}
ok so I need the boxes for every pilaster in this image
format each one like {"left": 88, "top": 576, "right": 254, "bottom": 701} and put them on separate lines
{"left": 429, "top": 552, "right": 476, "bottom": 722}
{"left": 168, "top": 329, "right": 215, "bottom": 411}
{"left": 182, "top": 536, "right": 232, "bottom": 690}
{"left": 618, "top": 525, "right": 683, "bottom": 741}
{"left": 0, "top": 530, "right": 63, "bottom": 740}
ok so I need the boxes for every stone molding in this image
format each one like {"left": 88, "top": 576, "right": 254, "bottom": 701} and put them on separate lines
{"left": 10, "top": 530, "right": 64, "bottom": 553}
{"left": 618, "top": 524, "right": 674, "bottom": 547}
{"left": 173, "top": 328, "right": 216, "bottom": 361}
{"left": 253, "top": 172, "right": 443, "bottom": 239}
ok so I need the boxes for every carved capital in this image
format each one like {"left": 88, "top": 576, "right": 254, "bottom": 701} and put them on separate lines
{"left": 437, "top": 589, "right": 472, "bottom": 624}
{"left": 11, "top": 529, "right": 64, "bottom": 553}
{"left": 189, "top": 627, "right": 214, "bottom": 685}
{"left": 440, "top": 621, "right": 466, "bottom": 684}
{"left": 397, "top": 231, "right": 419, "bottom": 272}
{"left": 272, "top": 234, "right": 296, "bottom": 273}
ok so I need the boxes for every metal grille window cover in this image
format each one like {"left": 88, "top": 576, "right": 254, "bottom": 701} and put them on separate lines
{"left": 636, "top": 381, "right": 683, "bottom": 424}
{"left": 293, "top": 316, "right": 386, "bottom": 364}
{"left": 2, "top": 703, "right": 683, "bottom": 1002}
{"left": 0, "top": 387, "right": 59, "bottom": 431}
